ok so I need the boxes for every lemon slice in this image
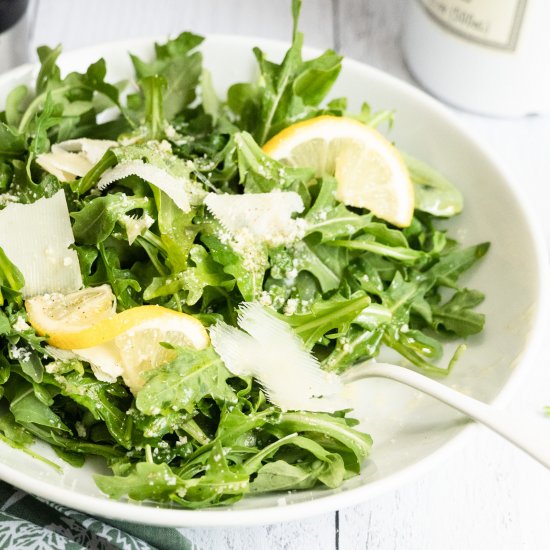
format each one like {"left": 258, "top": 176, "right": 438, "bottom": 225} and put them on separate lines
{"left": 25, "top": 284, "right": 117, "bottom": 340}
{"left": 263, "top": 115, "right": 414, "bottom": 227}
{"left": 26, "top": 286, "right": 209, "bottom": 392}
{"left": 114, "top": 325, "right": 199, "bottom": 392}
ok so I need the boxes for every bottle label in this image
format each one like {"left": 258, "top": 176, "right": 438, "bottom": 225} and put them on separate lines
{"left": 420, "top": 0, "right": 527, "bottom": 51}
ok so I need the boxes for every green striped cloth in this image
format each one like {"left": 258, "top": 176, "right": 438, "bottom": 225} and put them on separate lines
{"left": 0, "top": 482, "right": 194, "bottom": 550}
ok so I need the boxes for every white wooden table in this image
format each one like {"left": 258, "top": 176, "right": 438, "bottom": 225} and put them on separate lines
{"left": 27, "top": 1, "right": 550, "bottom": 548}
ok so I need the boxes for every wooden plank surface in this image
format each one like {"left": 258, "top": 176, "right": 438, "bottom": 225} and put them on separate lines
{"left": 27, "top": 1, "right": 550, "bottom": 549}
{"left": 334, "top": 0, "right": 410, "bottom": 81}
{"left": 31, "top": 0, "right": 334, "bottom": 52}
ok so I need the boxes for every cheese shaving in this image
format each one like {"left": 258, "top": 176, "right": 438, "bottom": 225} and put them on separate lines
{"left": 97, "top": 160, "right": 192, "bottom": 212}
{"left": 54, "top": 138, "right": 118, "bottom": 164}
{"left": 74, "top": 343, "right": 124, "bottom": 383}
{"left": 0, "top": 191, "right": 82, "bottom": 297}
{"left": 120, "top": 213, "right": 155, "bottom": 245}
{"left": 36, "top": 138, "right": 117, "bottom": 182}
{"left": 210, "top": 302, "right": 346, "bottom": 412}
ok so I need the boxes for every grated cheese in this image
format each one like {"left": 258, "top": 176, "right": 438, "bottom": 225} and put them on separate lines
{"left": 204, "top": 192, "right": 307, "bottom": 248}
{"left": 0, "top": 193, "right": 20, "bottom": 207}
{"left": 13, "top": 315, "right": 30, "bottom": 332}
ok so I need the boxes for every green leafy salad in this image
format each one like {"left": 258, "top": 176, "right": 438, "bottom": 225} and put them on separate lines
{"left": 0, "top": 1, "right": 488, "bottom": 508}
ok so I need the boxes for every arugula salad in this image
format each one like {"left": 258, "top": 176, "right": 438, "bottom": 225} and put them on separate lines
{"left": 0, "top": 1, "right": 488, "bottom": 508}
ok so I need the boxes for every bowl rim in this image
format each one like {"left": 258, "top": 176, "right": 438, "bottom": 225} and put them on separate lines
{"left": 0, "top": 33, "right": 548, "bottom": 527}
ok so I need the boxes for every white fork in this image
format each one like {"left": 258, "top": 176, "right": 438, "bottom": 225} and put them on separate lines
{"left": 342, "top": 361, "right": 550, "bottom": 469}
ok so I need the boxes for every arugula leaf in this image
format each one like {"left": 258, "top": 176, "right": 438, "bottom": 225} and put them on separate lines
{"left": 4, "top": 375, "right": 70, "bottom": 433}
{"left": 78, "top": 242, "right": 141, "bottom": 310}
{"left": 36, "top": 45, "right": 62, "bottom": 94}
{"left": 136, "top": 347, "right": 236, "bottom": 415}
{"left": 202, "top": 233, "right": 268, "bottom": 302}
{"left": 28, "top": 93, "right": 63, "bottom": 157}
{"left": 228, "top": 0, "right": 342, "bottom": 144}
{"left": 234, "top": 131, "right": 312, "bottom": 196}
{"left": 251, "top": 460, "right": 322, "bottom": 492}
{"left": 72, "top": 149, "right": 117, "bottom": 195}
{"left": 305, "top": 178, "right": 372, "bottom": 242}
{"left": 0, "top": 312, "right": 10, "bottom": 335}
{"left": 131, "top": 32, "right": 204, "bottom": 121}
{"left": 176, "top": 440, "right": 249, "bottom": 507}
{"left": 3, "top": 85, "right": 29, "bottom": 128}
{"left": 269, "top": 240, "right": 345, "bottom": 294}
{"left": 153, "top": 189, "right": 197, "bottom": 272}
{"left": 277, "top": 411, "right": 372, "bottom": 469}
{"left": 0, "top": 124, "right": 25, "bottom": 158}
{"left": 283, "top": 294, "right": 371, "bottom": 348}
{"left": 82, "top": 58, "right": 126, "bottom": 114}
{"left": 0, "top": 163, "right": 11, "bottom": 192}
{"left": 0, "top": 246, "right": 24, "bottom": 306}
{"left": 140, "top": 75, "right": 167, "bottom": 140}
{"left": 246, "top": 434, "right": 345, "bottom": 490}
{"left": 50, "top": 371, "right": 132, "bottom": 448}
{"left": 9, "top": 346, "right": 44, "bottom": 383}
{"left": 143, "top": 244, "right": 233, "bottom": 305}
{"left": 323, "top": 325, "right": 385, "bottom": 372}
{"left": 431, "top": 289, "right": 485, "bottom": 336}
{"left": 0, "top": 407, "right": 33, "bottom": 447}
{"left": 216, "top": 404, "right": 278, "bottom": 446}
{"left": 426, "top": 242, "right": 490, "bottom": 287}
{"left": 403, "top": 152, "right": 463, "bottom": 217}
{"left": 328, "top": 236, "right": 428, "bottom": 265}
{"left": 18, "top": 47, "right": 128, "bottom": 144}
{"left": 200, "top": 69, "right": 221, "bottom": 123}
{"left": 71, "top": 194, "right": 150, "bottom": 244}
{"left": 95, "top": 461, "right": 183, "bottom": 502}
{"left": 180, "top": 245, "right": 234, "bottom": 305}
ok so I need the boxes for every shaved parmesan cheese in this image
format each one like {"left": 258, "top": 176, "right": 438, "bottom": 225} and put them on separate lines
{"left": 36, "top": 151, "right": 89, "bottom": 182}
{"left": 36, "top": 138, "right": 117, "bottom": 182}
{"left": 0, "top": 191, "right": 82, "bottom": 297}
{"left": 97, "top": 160, "right": 192, "bottom": 212}
{"left": 120, "top": 213, "right": 155, "bottom": 245}
{"left": 46, "top": 342, "right": 123, "bottom": 383}
{"left": 57, "top": 138, "right": 117, "bottom": 164}
{"left": 74, "top": 343, "right": 124, "bottom": 383}
{"left": 204, "top": 192, "right": 306, "bottom": 247}
{"left": 46, "top": 343, "right": 123, "bottom": 383}
{"left": 210, "top": 302, "right": 346, "bottom": 412}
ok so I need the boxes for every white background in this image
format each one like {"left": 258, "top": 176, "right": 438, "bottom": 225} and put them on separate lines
{"left": 26, "top": 1, "right": 550, "bottom": 548}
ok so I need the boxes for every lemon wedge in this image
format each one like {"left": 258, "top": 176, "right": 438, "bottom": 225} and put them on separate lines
{"left": 263, "top": 115, "right": 414, "bottom": 227}
{"left": 26, "top": 285, "right": 209, "bottom": 392}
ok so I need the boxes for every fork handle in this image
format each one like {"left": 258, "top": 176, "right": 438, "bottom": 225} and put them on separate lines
{"left": 343, "top": 362, "right": 550, "bottom": 469}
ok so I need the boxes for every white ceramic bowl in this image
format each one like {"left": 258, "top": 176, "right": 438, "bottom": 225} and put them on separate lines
{"left": 0, "top": 36, "right": 547, "bottom": 527}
